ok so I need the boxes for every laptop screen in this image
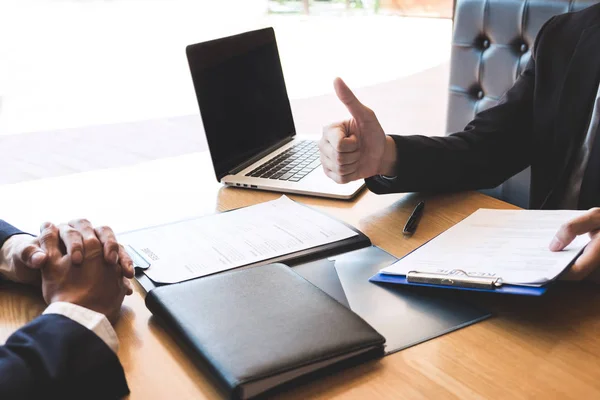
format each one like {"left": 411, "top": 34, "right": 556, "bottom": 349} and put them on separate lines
{"left": 186, "top": 27, "right": 296, "bottom": 181}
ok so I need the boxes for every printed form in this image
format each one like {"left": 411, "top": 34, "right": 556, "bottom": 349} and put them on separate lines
{"left": 122, "top": 196, "right": 358, "bottom": 283}
{"left": 381, "top": 209, "right": 591, "bottom": 286}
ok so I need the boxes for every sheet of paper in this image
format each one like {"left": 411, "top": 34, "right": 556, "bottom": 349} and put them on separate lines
{"left": 121, "top": 196, "right": 358, "bottom": 284}
{"left": 381, "top": 209, "right": 591, "bottom": 285}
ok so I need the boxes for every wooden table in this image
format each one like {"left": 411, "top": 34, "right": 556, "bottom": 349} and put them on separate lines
{"left": 1, "top": 152, "right": 600, "bottom": 399}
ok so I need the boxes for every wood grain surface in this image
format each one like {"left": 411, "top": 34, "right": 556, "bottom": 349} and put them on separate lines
{"left": 1, "top": 151, "right": 599, "bottom": 399}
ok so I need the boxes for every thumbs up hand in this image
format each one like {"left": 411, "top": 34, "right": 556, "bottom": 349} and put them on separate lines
{"left": 319, "top": 78, "right": 396, "bottom": 184}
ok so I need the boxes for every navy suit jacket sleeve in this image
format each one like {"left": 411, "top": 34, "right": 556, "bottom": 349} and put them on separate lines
{"left": 364, "top": 17, "right": 555, "bottom": 196}
{"left": 365, "top": 53, "right": 536, "bottom": 194}
{"left": 0, "top": 219, "right": 129, "bottom": 399}
{"left": 0, "top": 220, "right": 26, "bottom": 249}
{"left": 0, "top": 314, "right": 129, "bottom": 400}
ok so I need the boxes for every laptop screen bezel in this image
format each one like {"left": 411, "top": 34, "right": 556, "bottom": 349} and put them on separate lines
{"left": 186, "top": 27, "right": 296, "bottom": 182}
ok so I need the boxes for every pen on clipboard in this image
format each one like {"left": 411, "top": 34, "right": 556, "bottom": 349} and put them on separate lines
{"left": 403, "top": 201, "right": 425, "bottom": 236}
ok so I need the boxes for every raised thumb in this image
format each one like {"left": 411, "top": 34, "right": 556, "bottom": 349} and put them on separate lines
{"left": 333, "top": 77, "right": 369, "bottom": 120}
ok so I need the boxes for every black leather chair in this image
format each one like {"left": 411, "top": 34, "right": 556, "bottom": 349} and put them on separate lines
{"left": 447, "top": 0, "right": 600, "bottom": 208}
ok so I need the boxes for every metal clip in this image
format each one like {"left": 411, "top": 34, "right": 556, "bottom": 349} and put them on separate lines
{"left": 406, "top": 269, "right": 503, "bottom": 290}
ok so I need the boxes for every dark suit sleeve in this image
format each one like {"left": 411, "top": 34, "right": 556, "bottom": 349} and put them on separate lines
{"left": 365, "top": 17, "right": 555, "bottom": 195}
{"left": 0, "top": 220, "right": 26, "bottom": 249}
{"left": 0, "top": 314, "right": 129, "bottom": 400}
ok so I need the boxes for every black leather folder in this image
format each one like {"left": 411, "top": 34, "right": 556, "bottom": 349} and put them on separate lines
{"left": 145, "top": 263, "right": 385, "bottom": 400}
{"left": 292, "top": 246, "right": 491, "bottom": 355}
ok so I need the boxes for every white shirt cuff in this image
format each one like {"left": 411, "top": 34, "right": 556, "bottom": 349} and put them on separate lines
{"left": 43, "top": 302, "right": 119, "bottom": 353}
{"left": 379, "top": 174, "right": 398, "bottom": 180}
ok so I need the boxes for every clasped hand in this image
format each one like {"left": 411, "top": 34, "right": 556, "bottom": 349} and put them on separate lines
{"left": 1, "top": 219, "right": 134, "bottom": 322}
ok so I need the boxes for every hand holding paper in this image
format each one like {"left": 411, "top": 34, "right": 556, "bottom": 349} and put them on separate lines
{"left": 550, "top": 208, "right": 600, "bottom": 281}
{"left": 375, "top": 209, "right": 591, "bottom": 292}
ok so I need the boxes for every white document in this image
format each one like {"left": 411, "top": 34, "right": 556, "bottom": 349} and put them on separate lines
{"left": 381, "top": 209, "right": 591, "bottom": 286}
{"left": 121, "top": 196, "right": 358, "bottom": 284}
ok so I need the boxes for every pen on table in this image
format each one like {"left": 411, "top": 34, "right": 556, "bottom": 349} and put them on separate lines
{"left": 403, "top": 201, "right": 425, "bottom": 236}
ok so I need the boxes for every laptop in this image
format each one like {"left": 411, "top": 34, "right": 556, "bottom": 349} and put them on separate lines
{"left": 186, "top": 27, "right": 365, "bottom": 200}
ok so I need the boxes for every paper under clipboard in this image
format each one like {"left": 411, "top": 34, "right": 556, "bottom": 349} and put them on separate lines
{"left": 370, "top": 209, "right": 590, "bottom": 296}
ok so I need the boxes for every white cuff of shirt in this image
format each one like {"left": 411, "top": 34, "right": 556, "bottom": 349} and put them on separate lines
{"left": 379, "top": 174, "right": 398, "bottom": 180}
{"left": 43, "top": 302, "right": 119, "bottom": 353}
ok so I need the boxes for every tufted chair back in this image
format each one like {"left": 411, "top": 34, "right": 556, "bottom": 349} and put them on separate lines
{"left": 447, "top": 0, "right": 600, "bottom": 208}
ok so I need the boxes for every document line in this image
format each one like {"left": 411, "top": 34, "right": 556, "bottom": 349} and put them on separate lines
{"left": 121, "top": 196, "right": 359, "bottom": 284}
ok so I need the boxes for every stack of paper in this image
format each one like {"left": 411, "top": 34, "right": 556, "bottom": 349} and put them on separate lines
{"left": 379, "top": 209, "right": 590, "bottom": 286}
{"left": 122, "top": 196, "right": 359, "bottom": 284}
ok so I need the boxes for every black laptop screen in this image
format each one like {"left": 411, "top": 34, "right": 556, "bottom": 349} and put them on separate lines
{"left": 186, "top": 28, "right": 296, "bottom": 181}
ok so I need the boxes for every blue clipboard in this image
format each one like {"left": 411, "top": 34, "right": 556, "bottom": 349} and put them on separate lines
{"left": 367, "top": 220, "right": 585, "bottom": 297}
{"left": 369, "top": 272, "right": 548, "bottom": 296}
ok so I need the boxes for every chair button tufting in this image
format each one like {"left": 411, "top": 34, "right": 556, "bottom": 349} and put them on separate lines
{"left": 477, "top": 90, "right": 484, "bottom": 100}
{"left": 482, "top": 39, "right": 490, "bottom": 49}
{"left": 520, "top": 43, "right": 528, "bottom": 53}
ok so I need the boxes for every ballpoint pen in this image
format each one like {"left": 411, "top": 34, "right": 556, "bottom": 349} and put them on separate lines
{"left": 403, "top": 201, "right": 425, "bottom": 236}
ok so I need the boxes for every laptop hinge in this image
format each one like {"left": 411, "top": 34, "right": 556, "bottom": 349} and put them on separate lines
{"left": 227, "top": 136, "right": 295, "bottom": 177}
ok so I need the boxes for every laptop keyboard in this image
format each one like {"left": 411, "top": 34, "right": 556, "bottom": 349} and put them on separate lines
{"left": 245, "top": 141, "right": 321, "bottom": 182}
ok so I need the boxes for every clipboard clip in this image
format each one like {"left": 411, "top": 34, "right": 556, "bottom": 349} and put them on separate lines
{"left": 406, "top": 270, "right": 503, "bottom": 290}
